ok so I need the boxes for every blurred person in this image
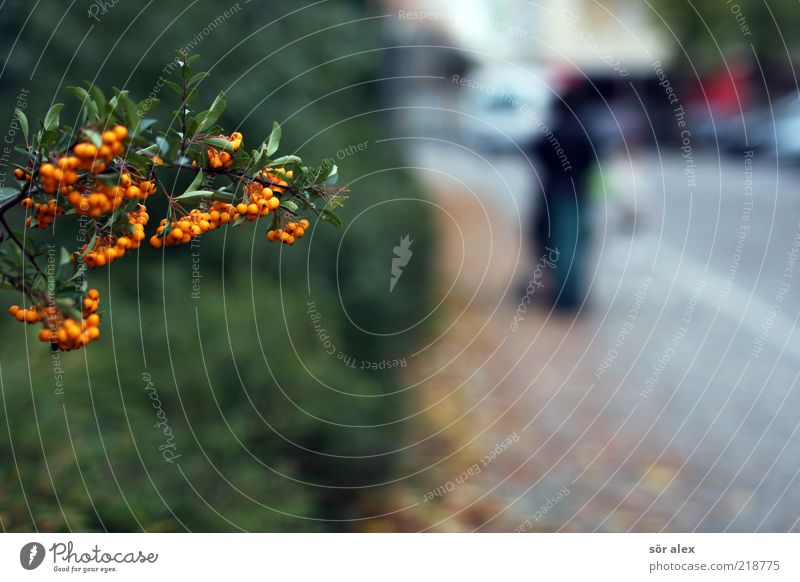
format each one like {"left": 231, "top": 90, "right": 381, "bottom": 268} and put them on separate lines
{"left": 527, "top": 78, "right": 599, "bottom": 312}
{"left": 603, "top": 97, "right": 653, "bottom": 234}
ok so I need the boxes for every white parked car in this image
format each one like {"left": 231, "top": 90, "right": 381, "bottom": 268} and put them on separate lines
{"left": 458, "top": 62, "right": 555, "bottom": 152}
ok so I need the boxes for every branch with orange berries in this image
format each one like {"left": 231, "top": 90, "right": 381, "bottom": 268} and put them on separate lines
{"left": 0, "top": 55, "right": 348, "bottom": 351}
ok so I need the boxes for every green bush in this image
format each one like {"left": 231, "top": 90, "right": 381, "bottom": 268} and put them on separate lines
{"left": 0, "top": 0, "right": 435, "bottom": 531}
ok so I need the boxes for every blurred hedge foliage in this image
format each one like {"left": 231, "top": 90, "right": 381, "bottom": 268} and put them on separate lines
{"left": 0, "top": 0, "right": 435, "bottom": 531}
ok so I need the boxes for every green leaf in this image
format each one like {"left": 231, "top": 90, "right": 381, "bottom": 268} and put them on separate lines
{"left": 66, "top": 86, "right": 98, "bottom": 122}
{"left": 269, "top": 155, "right": 302, "bottom": 167}
{"left": 175, "top": 190, "right": 234, "bottom": 203}
{"left": 204, "top": 137, "right": 233, "bottom": 151}
{"left": 189, "top": 71, "right": 210, "bottom": 86}
{"left": 280, "top": 199, "right": 298, "bottom": 212}
{"left": 67, "top": 86, "right": 90, "bottom": 102}
{"left": 181, "top": 60, "right": 192, "bottom": 81}
{"left": 315, "top": 158, "right": 337, "bottom": 185}
{"left": 0, "top": 187, "right": 19, "bottom": 202}
{"left": 57, "top": 247, "right": 73, "bottom": 279}
{"left": 183, "top": 169, "right": 204, "bottom": 194}
{"left": 321, "top": 208, "right": 343, "bottom": 228}
{"left": 131, "top": 118, "right": 157, "bottom": 139}
{"left": 136, "top": 143, "right": 159, "bottom": 156}
{"left": 196, "top": 92, "right": 227, "bottom": 132}
{"left": 83, "top": 129, "right": 103, "bottom": 148}
{"left": 232, "top": 149, "right": 252, "bottom": 171}
{"left": 94, "top": 172, "right": 122, "bottom": 186}
{"left": 137, "top": 97, "right": 158, "bottom": 114}
{"left": 14, "top": 109, "right": 28, "bottom": 144}
{"left": 118, "top": 90, "right": 140, "bottom": 130}
{"left": 55, "top": 298, "right": 82, "bottom": 321}
{"left": 176, "top": 189, "right": 214, "bottom": 201}
{"left": 87, "top": 84, "right": 107, "bottom": 115}
{"left": 164, "top": 80, "right": 182, "bottom": 95}
{"left": 250, "top": 142, "right": 267, "bottom": 168}
{"left": 265, "top": 121, "right": 281, "bottom": 157}
{"left": 43, "top": 103, "right": 64, "bottom": 131}
{"left": 39, "top": 129, "right": 57, "bottom": 149}
{"left": 155, "top": 136, "right": 170, "bottom": 156}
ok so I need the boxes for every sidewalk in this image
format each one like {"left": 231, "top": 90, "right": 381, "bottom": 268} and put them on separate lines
{"left": 367, "top": 148, "right": 800, "bottom": 532}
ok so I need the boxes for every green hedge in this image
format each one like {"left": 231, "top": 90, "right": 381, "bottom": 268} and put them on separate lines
{"left": 0, "top": 0, "right": 435, "bottom": 531}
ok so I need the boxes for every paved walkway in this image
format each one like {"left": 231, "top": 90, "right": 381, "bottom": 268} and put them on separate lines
{"left": 371, "top": 148, "right": 800, "bottom": 532}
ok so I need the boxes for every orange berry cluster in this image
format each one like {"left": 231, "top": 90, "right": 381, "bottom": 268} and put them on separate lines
{"left": 8, "top": 289, "right": 101, "bottom": 351}
{"left": 127, "top": 205, "right": 150, "bottom": 237}
{"left": 238, "top": 181, "right": 281, "bottom": 220}
{"left": 9, "top": 304, "right": 43, "bottom": 324}
{"left": 66, "top": 181, "right": 125, "bottom": 218}
{"left": 14, "top": 167, "right": 31, "bottom": 183}
{"left": 118, "top": 171, "right": 157, "bottom": 200}
{"left": 82, "top": 236, "right": 125, "bottom": 268}
{"left": 32, "top": 125, "right": 128, "bottom": 199}
{"left": 81, "top": 206, "right": 149, "bottom": 268}
{"left": 65, "top": 172, "right": 155, "bottom": 218}
{"left": 76, "top": 125, "right": 128, "bottom": 171}
{"left": 151, "top": 206, "right": 224, "bottom": 248}
{"left": 208, "top": 132, "right": 243, "bottom": 169}
{"left": 38, "top": 159, "right": 79, "bottom": 195}
{"left": 260, "top": 167, "right": 292, "bottom": 193}
{"left": 41, "top": 313, "right": 101, "bottom": 350}
{"left": 23, "top": 197, "right": 63, "bottom": 229}
{"left": 267, "top": 219, "right": 309, "bottom": 245}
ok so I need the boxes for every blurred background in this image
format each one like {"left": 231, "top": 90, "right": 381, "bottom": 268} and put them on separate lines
{"left": 1, "top": 0, "right": 800, "bottom": 532}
